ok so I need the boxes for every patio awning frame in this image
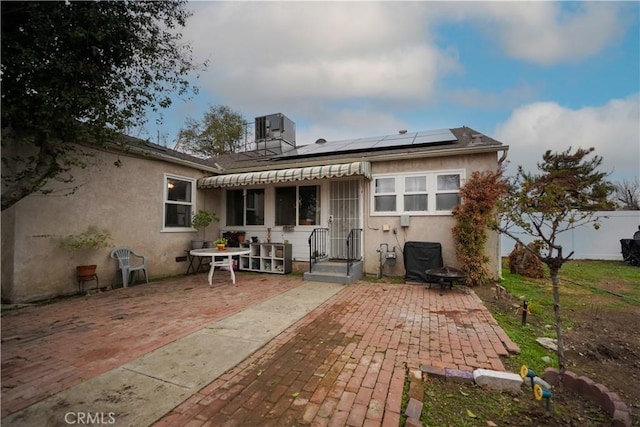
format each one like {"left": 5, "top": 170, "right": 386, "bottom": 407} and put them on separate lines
{"left": 198, "top": 161, "right": 371, "bottom": 189}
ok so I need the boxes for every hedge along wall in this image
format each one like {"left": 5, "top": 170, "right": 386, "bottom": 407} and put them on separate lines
{"left": 500, "top": 210, "right": 640, "bottom": 260}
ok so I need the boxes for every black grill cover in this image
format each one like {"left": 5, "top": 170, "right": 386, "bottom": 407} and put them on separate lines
{"left": 621, "top": 239, "right": 640, "bottom": 266}
{"left": 404, "top": 241, "right": 443, "bottom": 282}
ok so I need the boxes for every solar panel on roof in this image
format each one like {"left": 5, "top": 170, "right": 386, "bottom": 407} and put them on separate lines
{"left": 412, "top": 135, "right": 436, "bottom": 145}
{"left": 379, "top": 133, "right": 415, "bottom": 142}
{"left": 412, "top": 133, "right": 455, "bottom": 145}
{"left": 415, "top": 128, "right": 452, "bottom": 136}
{"left": 273, "top": 128, "right": 457, "bottom": 160}
{"left": 285, "top": 144, "right": 316, "bottom": 156}
{"left": 372, "top": 138, "right": 416, "bottom": 149}
{"left": 354, "top": 136, "right": 384, "bottom": 143}
{"left": 340, "top": 140, "right": 384, "bottom": 150}
{"left": 312, "top": 142, "right": 352, "bottom": 154}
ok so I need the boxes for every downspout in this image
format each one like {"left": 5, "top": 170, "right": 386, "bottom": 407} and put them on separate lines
{"left": 498, "top": 147, "right": 509, "bottom": 167}
{"left": 497, "top": 147, "right": 509, "bottom": 279}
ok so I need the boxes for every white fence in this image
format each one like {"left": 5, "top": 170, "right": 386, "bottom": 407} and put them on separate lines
{"left": 500, "top": 211, "right": 640, "bottom": 260}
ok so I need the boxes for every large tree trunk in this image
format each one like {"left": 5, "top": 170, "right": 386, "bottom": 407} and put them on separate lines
{"left": 550, "top": 266, "right": 566, "bottom": 375}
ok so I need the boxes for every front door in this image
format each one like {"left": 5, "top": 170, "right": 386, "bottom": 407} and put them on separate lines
{"left": 329, "top": 180, "right": 360, "bottom": 259}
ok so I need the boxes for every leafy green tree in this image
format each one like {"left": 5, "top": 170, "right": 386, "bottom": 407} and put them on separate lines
{"left": 1, "top": 1, "right": 203, "bottom": 210}
{"left": 494, "top": 147, "right": 614, "bottom": 374}
{"left": 175, "top": 105, "right": 247, "bottom": 157}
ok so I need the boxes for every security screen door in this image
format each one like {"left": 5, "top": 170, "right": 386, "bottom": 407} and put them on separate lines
{"left": 329, "top": 180, "right": 360, "bottom": 259}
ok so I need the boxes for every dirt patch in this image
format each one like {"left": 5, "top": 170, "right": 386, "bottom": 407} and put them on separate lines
{"left": 564, "top": 307, "right": 640, "bottom": 409}
{"left": 474, "top": 281, "right": 640, "bottom": 425}
{"left": 420, "top": 375, "right": 612, "bottom": 426}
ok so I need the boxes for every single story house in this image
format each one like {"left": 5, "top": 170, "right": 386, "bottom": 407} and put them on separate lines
{"left": 1, "top": 113, "right": 508, "bottom": 303}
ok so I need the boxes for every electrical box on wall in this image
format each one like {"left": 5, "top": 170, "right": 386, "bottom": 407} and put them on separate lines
{"left": 400, "top": 215, "right": 410, "bottom": 227}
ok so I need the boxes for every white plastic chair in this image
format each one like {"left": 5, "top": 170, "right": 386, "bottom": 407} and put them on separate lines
{"left": 110, "top": 247, "right": 149, "bottom": 288}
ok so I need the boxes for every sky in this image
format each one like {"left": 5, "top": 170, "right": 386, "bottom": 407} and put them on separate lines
{"left": 142, "top": 1, "right": 640, "bottom": 183}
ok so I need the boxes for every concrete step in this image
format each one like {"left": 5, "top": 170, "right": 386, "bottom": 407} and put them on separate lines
{"left": 304, "top": 260, "right": 363, "bottom": 284}
{"left": 303, "top": 271, "right": 358, "bottom": 285}
{"left": 310, "top": 261, "right": 349, "bottom": 274}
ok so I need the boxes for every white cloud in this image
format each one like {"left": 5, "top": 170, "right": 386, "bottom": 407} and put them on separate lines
{"left": 497, "top": 2, "right": 629, "bottom": 65}
{"left": 183, "top": 2, "right": 458, "bottom": 110}
{"left": 494, "top": 94, "right": 640, "bottom": 181}
{"left": 433, "top": 2, "right": 632, "bottom": 66}
{"left": 179, "top": 2, "right": 633, "bottom": 119}
{"left": 149, "top": 2, "right": 636, "bottom": 151}
{"left": 447, "top": 84, "right": 538, "bottom": 109}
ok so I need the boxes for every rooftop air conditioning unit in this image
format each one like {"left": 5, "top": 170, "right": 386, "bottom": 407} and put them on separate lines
{"left": 255, "top": 113, "right": 296, "bottom": 146}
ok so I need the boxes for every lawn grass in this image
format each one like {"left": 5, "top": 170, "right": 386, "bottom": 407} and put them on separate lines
{"left": 559, "top": 260, "right": 640, "bottom": 304}
{"left": 406, "top": 259, "right": 637, "bottom": 426}
{"left": 560, "top": 259, "right": 640, "bottom": 285}
{"left": 496, "top": 259, "right": 639, "bottom": 373}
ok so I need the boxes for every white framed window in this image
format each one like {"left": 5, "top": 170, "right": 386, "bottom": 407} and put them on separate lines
{"left": 373, "top": 177, "right": 396, "bottom": 212}
{"left": 163, "top": 174, "right": 196, "bottom": 231}
{"left": 371, "top": 170, "right": 464, "bottom": 215}
{"left": 404, "top": 175, "right": 428, "bottom": 212}
{"left": 436, "top": 174, "right": 461, "bottom": 211}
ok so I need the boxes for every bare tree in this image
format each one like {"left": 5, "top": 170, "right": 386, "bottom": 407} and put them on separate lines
{"left": 494, "top": 147, "right": 615, "bottom": 374}
{"left": 612, "top": 178, "right": 640, "bottom": 210}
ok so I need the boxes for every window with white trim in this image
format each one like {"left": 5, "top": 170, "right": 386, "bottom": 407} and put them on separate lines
{"left": 373, "top": 177, "right": 396, "bottom": 212}
{"left": 371, "top": 170, "right": 463, "bottom": 215}
{"left": 164, "top": 174, "right": 195, "bottom": 230}
{"left": 436, "top": 174, "right": 461, "bottom": 211}
{"left": 404, "top": 176, "right": 428, "bottom": 211}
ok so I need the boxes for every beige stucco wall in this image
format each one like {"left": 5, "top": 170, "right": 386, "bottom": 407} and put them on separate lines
{"left": 361, "top": 152, "right": 501, "bottom": 279}
{"left": 1, "top": 146, "right": 218, "bottom": 303}
{"left": 199, "top": 151, "right": 503, "bottom": 281}
{"left": 1, "top": 146, "right": 503, "bottom": 302}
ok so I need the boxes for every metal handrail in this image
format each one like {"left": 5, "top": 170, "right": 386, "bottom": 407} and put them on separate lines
{"left": 346, "top": 228, "right": 363, "bottom": 276}
{"left": 308, "top": 228, "right": 329, "bottom": 273}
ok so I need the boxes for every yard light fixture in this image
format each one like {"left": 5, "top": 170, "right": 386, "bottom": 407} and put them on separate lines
{"left": 534, "top": 383, "right": 553, "bottom": 411}
{"left": 520, "top": 364, "right": 537, "bottom": 393}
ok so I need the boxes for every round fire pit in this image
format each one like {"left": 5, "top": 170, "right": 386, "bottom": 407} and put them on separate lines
{"left": 425, "top": 266, "right": 467, "bottom": 295}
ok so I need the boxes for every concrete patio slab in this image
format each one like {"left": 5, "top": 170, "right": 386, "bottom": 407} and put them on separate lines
{"left": 2, "top": 366, "right": 192, "bottom": 427}
{"left": 124, "top": 329, "right": 263, "bottom": 390}
{"left": 207, "top": 309, "right": 305, "bottom": 341}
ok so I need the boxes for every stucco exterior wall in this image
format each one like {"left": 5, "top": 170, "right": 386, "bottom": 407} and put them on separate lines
{"left": 1, "top": 146, "right": 217, "bottom": 303}
{"left": 203, "top": 152, "right": 502, "bottom": 280}
{"left": 361, "top": 152, "right": 501, "bottom": 279}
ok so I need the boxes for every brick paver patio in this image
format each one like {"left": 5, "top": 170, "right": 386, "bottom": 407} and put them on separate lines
{"left": 1, "top": 273, "right": 517, "bottom": 426}
{"left": 1, "top": 273, "right": 302, "bottom": 418}
{"left": 154, "top": 281, "right": 516, "bottom": 426}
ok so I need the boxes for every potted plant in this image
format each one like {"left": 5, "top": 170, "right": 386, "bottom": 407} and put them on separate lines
{"left": 57, "top": 226, "right": 112, "bottom": 279}
{"left": 191, "top": 210, "right": 218, "bottom": 249}
{"left": 214, "top": 237, "right": 228, "bottom": 251}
